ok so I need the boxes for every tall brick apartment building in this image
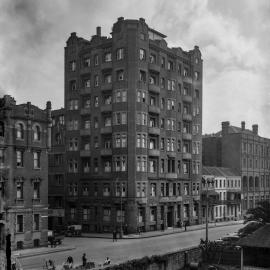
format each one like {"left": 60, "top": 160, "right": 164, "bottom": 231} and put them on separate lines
{"left": 0, "top": 95, "right": 51, "bottom": 250}
{"left": 48, "top": 109, "right": 66, "bottom": 230}
{"left": 203, "top": 121, "right": 270, "bottom": 214}
{"left": 64, "top": 17, "right": 202, "bottom": 233}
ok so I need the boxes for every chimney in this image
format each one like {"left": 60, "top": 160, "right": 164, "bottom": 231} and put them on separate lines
{"left": 252, "top": 124, "right": 258, "bottom": 135}
{"left": 96, "top": 26, "right": 101, "bottom": 37}
{"left": 241, "top": 121, "right": 245, "bottom": 131}
{"left": 221, "top": 121, "right": 230, "bottom": 136}
{"left": 117, "top": 17, "right": 124, "bottom": 21}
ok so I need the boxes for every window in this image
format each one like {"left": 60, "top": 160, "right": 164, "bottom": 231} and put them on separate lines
{"left": 83, "top": 160, "right": 90, "bottom": 173}
{"left": 136, "top": 156, "right": 147, "bottom": 172}
{"left": 33, "top": 125, "right": 41, "bottom": 141}
{"left": 184, "top": 183, "right": 189, "bottom": 195}
{"left": 103, "top": 208, "right": 111, "bottom": 221}
{"left": 137, "top": 90, "right": 146, "bottom": 103}
{"left": 68, "top": 159, "right": 78, "bottom": 173}
{"left": 168, "top": 60, "right": 173, "bottom": 70}
{"left": 16, "top": 181, "right": 23, "bottom": 199}
{"left": 16, "top": 150, "right": 23, "bottom": 167}
{"left": 16, "top": 215, "right": 23, "bottom": 232}
{"left": 136, "top": 133, "right": 147, "bottom": 148}
{"left": 150, "top": 207, "right": 156, "bottom": 222}
{"left": 70, "top": 81, "right": 76, "bottom": 91}
{"left": 103, "top": 183, "right": 111, "bottom": 196}
{"left": 136, "top": 112, "right": 147, "bottom": 126}
{"left": 70, "top": 61, "right": 76, "bottom": 71}
{"left": 149, "top": 160, "right": 157, "bottom": 173}
{"left": 116, "top": 48, "right": 124, "bottom": 60}
{"left": 149, "top": 53, "right": 156, "bottom": 64}
{"left": 84, "top": 78, "right": 91, "bottom": 88}
{"left": 69, "top": 138, "right": 78, "bottom": 151}
{"left": 82, "top": 184, "right": 89, "bottom": 196}
{"left": 113, "top": 156, "right": 126, "bottom": 172}
{"left": 33, "top": 214, "right": 39, "bottom": 230}
{"left": 194, "top": 71, "right": 199, "bottom": 80}
{"left": 139, "top": 49, "right": 146, "bottom": 60}
{"left": 117, "top": 70, "right": 124, "bottom": 81}
{"left": 104, "top": 52, "right": 112, "bottom": 62}
{"left": 83, "top": 57, "right": 91, "bottom": 67}
{"left": 161, "top": 57, "right": 165, "bottom": 68}
{"left": 0, "top": 149, "right": 4, "bottom": 167}
{"left": 114, "top": 89, "right": 127, "bottom": 103}
{"left": 113, "top": 112, "right": 127, "bottom": 125}
{"left": 67, "top": 120, "right": 79, "bottom": 130}
{"left": 16, "top": 123, "right": 24, "bottom": 139}
{"left": 0, "top": 122, "right": 4, "bottom": 137}
{"left": 33, "top": 181, "right": 40, "bottom": 199}
{"left": 104, "top": 161, "right": 111, "bottom": 172}
{"left": 104, "top": 74, "right": 112, "bottom": 84}
{"left": 83, "top": 207, "right": 90, "bottom": 220}
{"left": 150, "top": 183, "right": 156, "bottom": 196}
{"left": 68, "top": 99, "right": 79, "bottom": 110}
{"left": 94, "top": 55, "right": 99, "bottom": 66}
{"left": 94, "top": 75, "right": 99, "bottom": 86}
{"left": 139, "top": 70, "right": 146, "bottom": 82}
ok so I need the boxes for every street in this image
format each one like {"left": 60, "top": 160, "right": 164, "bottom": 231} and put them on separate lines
{"left": 20, "top": 224, "right": 242, "bottom": 270}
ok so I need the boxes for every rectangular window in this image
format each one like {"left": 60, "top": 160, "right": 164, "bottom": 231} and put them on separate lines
{"left": 116, "top": 48, "right": 124, "bottom": 60}
{"left": 16, "top": 182, "right": 23, "bottom": 199}
{"left": 16, "top": 150, "right": 23, "bottom": 167}
{"left": 33, "top": 214, "right": 39, "bottom": 230}
{"left": 17, "top": 215, "right": 23, "bottom": 232}
{"left": 33, "top": 152, "right": 41, "bottom": 169}
{"left": 139, "top": 49, "right": 146, "bottom": 60}
{"left": 33, "top": 182, "right": 40, "bottom": 199}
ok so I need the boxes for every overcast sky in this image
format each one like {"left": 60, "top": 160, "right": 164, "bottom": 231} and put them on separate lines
{"left": 0, "top": 0, "right": 269, "bottom": 136}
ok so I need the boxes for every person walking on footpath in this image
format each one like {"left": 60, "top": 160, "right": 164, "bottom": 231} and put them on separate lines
{"left": 112, "top": 229, "right": 117, "bottom": 242}
{"left": 184, "top": 221, "right": 187, "bottom": 231}
{"left": 82, "top": 253, "right": 87, "bottom": 267}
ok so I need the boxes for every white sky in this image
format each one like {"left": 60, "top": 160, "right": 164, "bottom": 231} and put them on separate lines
{"left": 0, "top": 0, "right": 269, "bottom": 136}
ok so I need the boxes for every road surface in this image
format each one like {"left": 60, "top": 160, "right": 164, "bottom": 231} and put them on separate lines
{"left": 20, "top": 224, "right": 242, "bottom": 269}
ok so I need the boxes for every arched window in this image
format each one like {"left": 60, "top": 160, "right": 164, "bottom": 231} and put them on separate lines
{"left": 0, "top": 122, "right": 4, "bottom": 137}
{"left": 33, "top": 125, "right": 41, "bottom": 141}
{"left": 16, "top": 123, "right": 24, "bottom": 139}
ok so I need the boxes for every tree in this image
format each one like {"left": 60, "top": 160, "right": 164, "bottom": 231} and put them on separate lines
{"left": 245, "top": 200, "right": 270, "bottom": 224}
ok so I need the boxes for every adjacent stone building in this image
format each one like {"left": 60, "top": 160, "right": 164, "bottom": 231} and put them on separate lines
{"left": 48, "top": 108, "right": 66, "bottom": 230}
{"left": 0, "top": 95, "right": 51, "bottom": 250}
{"left": 64, "top": 17, "right": 203, "bottom": 233}
{"left": 203, "top": 121, "right": 270, "bottom": 214}
{"left": 202, "top": 166, "right": 242, "bottom": 223}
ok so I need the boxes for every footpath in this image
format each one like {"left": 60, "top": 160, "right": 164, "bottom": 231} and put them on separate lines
{"left": 82, "top": 219, "right": 243, "bottom": 239}
{"left": 10, "top": 219, "right": 242, "bottom": 259}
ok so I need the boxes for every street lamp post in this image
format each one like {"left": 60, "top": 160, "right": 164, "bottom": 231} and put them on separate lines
{"left": 120, "top": 182, "right": 123, "bottom": 239}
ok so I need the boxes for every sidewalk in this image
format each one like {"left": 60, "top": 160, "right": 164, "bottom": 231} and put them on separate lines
{"left": 12, "top": 244, "right": 76, "bottom": 259}
{"left": 81, "top": 219, "right": 243, "bottom": 239}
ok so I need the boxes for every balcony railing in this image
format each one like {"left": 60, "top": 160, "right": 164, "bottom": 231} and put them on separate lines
{"left": 148, "top": 127, "right": 160, "bottom": 135}
{"left": 101, "top": 126, "right": 112, "bottom": 134}
{"left": 183, "top": 113, "right": 192, "bottom": 121}
{"left": 80, "top": 87, "right": 91, "bottom": 95}
{"left": 100, "top": 104, "right": 112, "bottom": 113}
{"left": 182, "top": 95, "right": 193, "bottom": 103}
{"left": 101, "top": 83, "right": 113, "bottom": 91}
{"left": 149, "top": 105, "right": 160, "bottom": 114}
{"left": 159, "top": 196, "right": 182, "bottom": 203}
{"left": 149, "top": 63, "right": 160, "bottom": 73}
{"left": 183, "top": 76, "right": 192, "bottom": 84}
{"left": 80, "top": 129, "right": 91, "bottom": 136}
{"left": 182, "top": 133, "right": 192, "bottom": 140}
{"left": 148, "top": 149, "right": 160, "bottom": 156}
{"left": 80, "top": 108, "right": 91, "bottom": 115}
{"left": 80, "top": 150, "right": 91, "bottom": 157}
{"left": 166, "top": 173, "right": 177, "bottom": 179}
{"left": 100, "top": 149, "right": 112, "bottom": 156}
{"left": 182, "top": 152, "right": 192, "bottom": 159}
{"left": 149, "top": 84, "right": 160, "bottom": 94}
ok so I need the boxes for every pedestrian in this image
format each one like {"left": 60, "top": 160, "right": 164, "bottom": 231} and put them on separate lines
{"left": 184, "top": 221, "right": 187, "bottom": 231}
{"left": 82, "top": 253, "right": 87, "bottom": 267}
{"left": 67, "top": 256, "right": 73, "bottom": 268}
{"left": 112, "top": 229, "right": 117, "bottom": 242}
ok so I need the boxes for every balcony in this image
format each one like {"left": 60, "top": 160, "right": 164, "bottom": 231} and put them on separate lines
{"left": 183, "top": 95, "right": 193, "bottom": 103}
{"left": 149, "top": 63, "right": 160, "bottom": 73}
{"left": 149, "top": 105, "right": 160, "bottom": 114}
{"left": 148, "top": 127, "right": 160, "bottom": 135}
{"left": 80, "top": 150, "right": 91, "bottom": 157}
{"left": 80, "top": 129, "right": 91, "bottom": 136}
{"left": 182, "top": 152, "right": 192, "bottom": 159}
{"left": 183, "top": 113, "right": 192, "bottom": 121}
{"left": 136, "top": 197, "right": 147, "bottom": 204}
{"left": 100, "top": 148, "right": 112, "bottom": 156}
{"left": 101, "top": 126, "right": 112, "bottom": 134}
{"left": 148, "top": 149, "right": 160, "bottom": 156}
{"left": 183, "top": 76, "right": 192, "bottom": 84}
{"left": 32, "top": 198, "right": 41, "bottom": 205}
{"left": 101, "top": 62, "right": 112, "bottom": 70}
{"left": 80, "top": 67, "right": 91, "bottom": 75}
{"left": 100, "top": 104, "right": 112, "bottom": 113}
{"left": 80, "top": 87, "right": 91, "bottom": 95}
{"left": 160, "top": 196, "right": 182, "bottom": 203}
{"left": 101, "top": 83, "right": 113, "bottom": 92}
{"left": 80, "top": 108, "right": 91, "bottom": 115}
{"left": 182, "top": 133, "right": 192, "bottom": 140}
{"left": 167, "top": 151, "right": 177, "bottom": 158}
{"left": 148, "top": 84, "right": 160, "bottom": 94}
{"left": 166, "top": 173, "right": 177, "bottom": 179}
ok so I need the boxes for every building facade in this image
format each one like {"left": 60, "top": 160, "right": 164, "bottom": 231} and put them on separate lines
{"left": 64, "top": 17, "right": 203, "bottom": 233}
{"left": 203, "top": 121, "right": 270, "bottom": 214}
{"left": 0, "top": 95, "right": 51, "bottom": 250}
{"left": 48, "top": 109, "right": 66, "bottom": 231}
{"left": 202, "top": 166, "right": 242, "bottom": 223}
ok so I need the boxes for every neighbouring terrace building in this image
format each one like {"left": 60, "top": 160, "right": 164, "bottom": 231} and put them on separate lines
{"left": 0, "top": 95, "right": 51, "bottom": 250}
{"left": 64, "top": 17, "right": 203, "bottom": 233}
{"left": 203, "top": 121, "right": 270, "bottom": 214}
{"left": 48, "top": 109, "right": 66, "bottom": 231}
{"left": 202, "top": 166, "right": 242, "bottom": 223}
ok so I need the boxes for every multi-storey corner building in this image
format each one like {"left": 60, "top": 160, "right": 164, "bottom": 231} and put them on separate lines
{"left": 203, "top": 121, "right": 270, "bottom": 214}
{"left": 64, "top": 17, "right": 203, "bottom": 233}
{"left": 202, "top": 167, "right": 242, "bottom": 223}
{"left": 48, "top": 109, "right": 66, "bottom": 230}
{"left": 0, "top": 95, "right": 51, "bottom": 250}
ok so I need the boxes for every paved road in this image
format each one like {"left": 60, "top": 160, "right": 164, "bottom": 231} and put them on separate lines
{"left": 20, "top": 224, "right": 242, "bottom": 270}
